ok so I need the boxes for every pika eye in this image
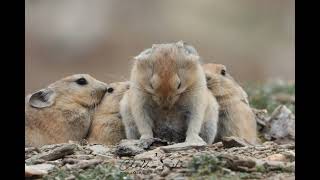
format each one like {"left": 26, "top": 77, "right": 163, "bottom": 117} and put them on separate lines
{"left": 221, "top": 69, "right": 226, "bottom": 76}
{"left": 177, "top": 82, "right": 181, "bottom": 89}
{"left": 107, "top": 87, "right": 114, "bottom": 93}
{"left": 75, "top": 78, "right": 88, "bottom": 85}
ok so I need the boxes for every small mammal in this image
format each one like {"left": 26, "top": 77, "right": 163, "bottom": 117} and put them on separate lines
{"left": 87, "top": 81, "right": 130, "bottom": 145}
{"left": 120, "top": 41, "right": 219, "bottom": 145}
{"left": 202, "top": 63, "right": 257, "bottom": 144}
{"left": 25, "top": 74, "right": 108, "bottom": 147}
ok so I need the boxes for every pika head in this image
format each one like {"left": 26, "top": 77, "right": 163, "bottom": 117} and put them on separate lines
{"left": 97, "top": 81, "right": 130, "bottom": 114}
{"left": 202, "top": 63, "right": 240, "bottom": 97}
{"left": 27, "top": 74, "right": 108, "bottom": 109}
{"left": 87, "top": 81, "right": 130, "bottom": 145}
{"left": 131, "top": 41, "right": 204, "bottom": 110}
{"left": 103, "top": 81, "right": 130, "bottom": 105}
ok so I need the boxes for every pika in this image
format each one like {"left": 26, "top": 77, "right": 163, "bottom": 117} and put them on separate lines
{"left": 202, "top": 63, "right": 257, "bottom": 144}
{"left": 25, "top": 74, "right": 108, "bottom": 147}
{"left": 120, "top": 41, "right": 219, "bottom": 145}
{"left": 87, "top": 81, "right": 130, "bottom": 145}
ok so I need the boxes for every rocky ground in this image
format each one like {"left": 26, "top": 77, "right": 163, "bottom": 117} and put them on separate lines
{"left": 25, "top": 80, "right": 295, "bottom": 180}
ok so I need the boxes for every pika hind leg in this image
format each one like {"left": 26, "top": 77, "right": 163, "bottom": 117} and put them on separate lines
{"left": 199, "top": 103, "right": 219, "bottom": 144}
{"left": 200, "top": 120, "right": 217, "bottom": 144}
{"left": 119, "top": 95, "right": 140, "bottom": 139}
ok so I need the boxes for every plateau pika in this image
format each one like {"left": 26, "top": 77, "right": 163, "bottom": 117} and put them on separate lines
{"left": 203, "top": 63, "right": 257, "bottom": 144}
{"left": 87, "top": 81, "right": 130, "bottom": 145}
{"left": 120, "top": 41, "right": 219, "bottom": 145}
{"left": 25, "top": 74, "right": 108, "bottom": 147}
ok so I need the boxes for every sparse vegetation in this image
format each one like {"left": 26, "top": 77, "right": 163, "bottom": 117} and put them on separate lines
{"left": 245, "top": 80, "right": 295, "bottom": 113}
{"left": 43, "top": 163, "right": 131, "bottom": 180}
{"left": 188, "top": 154, "right": 223, "bottom": 175}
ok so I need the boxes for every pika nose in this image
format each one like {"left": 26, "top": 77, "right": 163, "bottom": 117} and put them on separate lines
{"left": 103, "top": 87, "right": 108, "bottom": 93}
{"left": 162, "top": 106, "right": 169, "bottom": 111}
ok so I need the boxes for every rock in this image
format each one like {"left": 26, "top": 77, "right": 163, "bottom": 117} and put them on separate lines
{"left": 26, "top": 143, "right": 77, "bottom": 164}
{"left": 264, "top": 173, "right": 295, "bottom": 180}
{"left": 222, "top": 136, "right": 252, "bottom": 148}
{"left": 165, "top": 173, "right": 187, "bottom": 180}
{"left": 134, "top": 147, "right": 165, "bottom": 160}
{"left": 259, "top": 160, "right": 295, "bottom": 172}
{"left": 115, "top": 139, "right": 147, "bottom": 157}
{"left": 252, "top": 108, "right": 269, "bottom": 131}
{"left": 278, "top": 144, "right": 295, "bottom": 150}
{"left": 160, "top": 142, "right": 206, "bottom": 153}
{"left": 263, "top": 154, "right": 288, "bottom": 162}
{"left": 211, "top": 142, "right": 224, "bottom": 148}
{"left": 282, "top": 151, "right": 295, "bottom": 161}
{"left": 88, "top": 144, "right": 110, "bottom": 155}
{"left": 160, "top": 167, "right": 171, "bottom": 177}
{"left": 64, "top": 154, "right": 94, "bottom": 160}
{"left": 25, "top": 163, "right": 55, "bottom": 177}
{"left": 66, "top": 159, "right": 103, "bottom": 170}
{"left": 218, "top": 154, "right": 256, "bottom": 172}
{"left": 25, "top": 147, "right": 41, "bottom": 153}
{"left": 264, "top": 105, "right": 295, "bottom": 144}
{"left": 115, "top": 138, "right": 171, "bottom": 157}
{"left": 65, "top": 175, "right": 76, "bottom": 180}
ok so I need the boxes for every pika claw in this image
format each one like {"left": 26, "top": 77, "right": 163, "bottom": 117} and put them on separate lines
{"left": 185, "top": 135, "right": 207, "bottom": 146}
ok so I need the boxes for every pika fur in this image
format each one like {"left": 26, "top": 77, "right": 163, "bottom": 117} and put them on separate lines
{"left": 120, "top": 41, "right": 219, "bottom": 145}
{"left": 202, "top": 63, "right": 257, "bottom": 144}
{"left": 87, "top": 81, "right": 130, "bottom": 145}
{"left": 25, "top": 74, "right": 108, "bottom": 147}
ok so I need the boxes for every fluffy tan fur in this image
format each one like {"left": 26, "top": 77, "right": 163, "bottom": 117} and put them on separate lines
{"left": 87, "top": 81, "right": 129, "bottom": 145}
{"left": 25, "top": 74, "right": 108, "bottom": 147}
{"left": 203, "top": 63, "right": 257, "bottom": 144}
{"left": 120, "top": 41, "right": 219, "bottom": 145}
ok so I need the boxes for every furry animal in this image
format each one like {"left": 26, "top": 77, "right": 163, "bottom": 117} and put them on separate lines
{"left": 203, "top": 63, "right": 257, "bottom": 144}
{"left": 25, "top": 74, "right": 108, "bottom": 147}
{"left": 87, "top": 81, "right": 129, "bottom": 145}
{"left": 120, "top": 41, "right": 219, "bottom": 146}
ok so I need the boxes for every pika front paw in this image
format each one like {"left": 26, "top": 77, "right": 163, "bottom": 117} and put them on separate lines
{"left": 186, "top": 135, "right": 207, "bottom": 146}
{"left": 140, "top": 134, "right": 154, "bottom": 140}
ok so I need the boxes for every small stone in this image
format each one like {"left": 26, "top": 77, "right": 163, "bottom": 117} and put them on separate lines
{"left": 88, "top": 144, "right": 110, "bottom": 155}
{"left": 25, "top": 164, "right": 55, "bottom": 177}
{"left": 65, "top": 175, "right": 76, "bottom": 180}
{"left": 264, "top": 105, "right": 295, "bottom": 144}
{"left": 211, "top": 142, "right": 224, "bottom": 148}
{"left": 160, "top": 142, "right": 206, "bottom": 153}
{"left": 166, "top": 173, "right": 186, "bottom": 180}
{"left": 160, "top": 167, "right": 171, "bottom": 177}
{"left": 222, "top": 136, "right": 252, "bottom": 148}
{"left": 115, "top": 139, "right": 146, "bottom": 157}
{"left": 263, "top": 154, "right": 288, "bottom": 162}
{"left": 134, "top": 148, "right": 165, "bottom": 160}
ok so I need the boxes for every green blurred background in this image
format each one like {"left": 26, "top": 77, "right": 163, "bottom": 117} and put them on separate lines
{"left": 25, "top": 0, "right": 294, "bottom": 95}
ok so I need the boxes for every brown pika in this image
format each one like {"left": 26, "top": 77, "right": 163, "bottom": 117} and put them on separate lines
{"left": 202, "top": 63, "right": 257, "bottom": 144}
{"left": 120, "top": 41, "right": 219, "bottom": 146}
{"left": 87, "top": 81, "right": 130, "bottom": 145}
{"left": 25, "top": 74, "right": 108, "bottom": 147}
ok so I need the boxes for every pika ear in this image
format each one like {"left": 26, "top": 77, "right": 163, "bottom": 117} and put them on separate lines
{"left": 176, "top": 40, "right": 185, "bottom": 47}
{"left": 134, "top": 48, "right": 152, "bottom": 60}
{"left": 176, "top": 41, "right": 199, "bottom": 56}
{"left": 184, "top": 44, "right": 199, "bottom": 56}
{"left": 28, "top": 88, "right": 56, "bottom": 108}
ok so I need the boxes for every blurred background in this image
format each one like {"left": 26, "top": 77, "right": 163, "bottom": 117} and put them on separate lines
{"left": 25, "top": 0, "right": 294, "bottom": 95}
